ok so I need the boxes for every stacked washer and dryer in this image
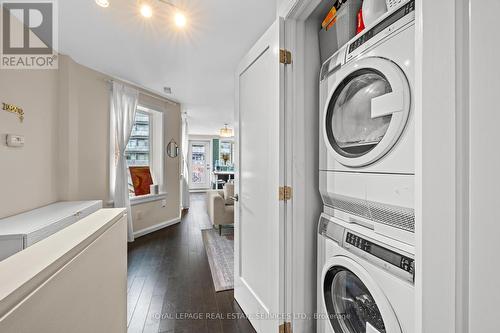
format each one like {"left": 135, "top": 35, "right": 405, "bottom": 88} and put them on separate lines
{"left": 317, "top": 1, "right": 416, "bottom": 333}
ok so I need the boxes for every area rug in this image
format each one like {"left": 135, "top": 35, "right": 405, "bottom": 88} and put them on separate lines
{"left": 201, "top": 228, "right": 234, "bottom": 292}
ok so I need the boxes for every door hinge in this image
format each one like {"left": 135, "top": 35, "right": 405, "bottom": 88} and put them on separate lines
{"left": 279, "top": 49, "right": 292, "bottom": 65}
{"left": 279, "top": 186, "right": 293, "bottom": 201}
{"left": 279, "top": 322, "right": 292, "bottom": 333}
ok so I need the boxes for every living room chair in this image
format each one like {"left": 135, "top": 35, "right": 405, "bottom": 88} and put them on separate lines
{"left": 206, "top": 183, "right": 235, "bottom": 235}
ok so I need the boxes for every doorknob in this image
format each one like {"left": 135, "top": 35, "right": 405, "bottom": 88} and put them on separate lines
{"left": 230, "top": 194, "right": 239, "bottom": 202}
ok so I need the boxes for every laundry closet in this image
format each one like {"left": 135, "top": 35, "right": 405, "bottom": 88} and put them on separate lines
{"left": 294, "top": 2, "right": 415, "bottom": 333}
{"left": 236, "top": 0, "right": 471, "bottom": 332}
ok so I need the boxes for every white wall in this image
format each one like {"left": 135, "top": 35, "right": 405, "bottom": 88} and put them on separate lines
{"left": 57, "top": 56, "right": 110, "bottom": 202}
{"left": 1, "top": 55, "right": 182, "bottom": 233}
{"left": 0, "top": 70, "right": 59, "bottom": 218}
{"left": 468, "top": 1, "right": 500, "bottom": 331}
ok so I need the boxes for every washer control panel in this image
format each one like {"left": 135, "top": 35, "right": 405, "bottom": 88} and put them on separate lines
{"left": 345, "top": 232, "right": 415, "bottom": 283}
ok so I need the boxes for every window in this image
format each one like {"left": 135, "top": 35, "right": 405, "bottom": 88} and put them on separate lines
{"left": 125, "top": 106, "right": 164, "bottom": 197}
{"left": 125, "top": 111, "right": 151, "bottom": 168}
{"left": 219, "top": 141, "right": 233, "bottom": 165}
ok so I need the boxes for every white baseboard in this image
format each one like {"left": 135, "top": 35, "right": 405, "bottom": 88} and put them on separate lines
{"left": 133, "top": 216, "right": 181, "bottom": 238}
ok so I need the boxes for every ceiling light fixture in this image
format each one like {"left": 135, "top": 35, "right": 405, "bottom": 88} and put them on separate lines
{"left": 174, "top": 12, "right": 186, "bottom": 27}
{"left": 219, "top": 124, "right": 233, "bottom": 138}
{"left": 140, "top": 2, "right": 153, "bottom": 18}
{"left": 99, "top": 1, "right": 187, "bottom": 27}
{"left": 158, "top": 0, "right": 187, "bottom": 28}
{"left": 95, "top": 0, "right": 110, "bottom": 8}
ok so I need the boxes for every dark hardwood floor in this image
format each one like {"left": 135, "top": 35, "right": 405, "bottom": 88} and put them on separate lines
{"left": 127, "top": 193, "right": 256, "bottom": 333}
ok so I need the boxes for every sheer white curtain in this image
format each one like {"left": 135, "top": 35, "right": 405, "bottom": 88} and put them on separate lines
{"left": 110, "top": 82, "right": 139, "bottom": 242}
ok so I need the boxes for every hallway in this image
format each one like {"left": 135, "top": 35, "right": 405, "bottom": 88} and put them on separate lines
{"left": 127, "top": 193, "right": 256, "bottom": 333}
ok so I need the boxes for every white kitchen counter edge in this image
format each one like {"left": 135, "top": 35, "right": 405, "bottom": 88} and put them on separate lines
{"left": 0, "top": 208, "right": 126, "bottom": 318}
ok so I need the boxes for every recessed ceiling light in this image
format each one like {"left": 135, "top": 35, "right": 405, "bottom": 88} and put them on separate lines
{"left": 174, "top": 12, "right": 186, "bottom": 28}
{"left": 140, "top": 3, "right": 153, "bottom": 18}
{"left": 95, "top": 0, "right": 110, "bottom": 8}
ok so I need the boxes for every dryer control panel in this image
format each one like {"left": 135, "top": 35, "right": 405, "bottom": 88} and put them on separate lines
{"left": 347, "top": 0, "right": 415, "bottom": 60}
{"left": 345, "top": 232, "right": 415, "bottom": 283}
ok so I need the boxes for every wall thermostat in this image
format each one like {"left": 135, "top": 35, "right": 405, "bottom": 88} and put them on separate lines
{"left": 6, "top": 134, "right": 24, "bottom": 147}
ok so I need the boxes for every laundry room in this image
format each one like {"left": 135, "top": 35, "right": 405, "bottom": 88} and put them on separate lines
{"left": 277, "top": 0, "right": 494, "bottom": 332}
{"left": 0, "top": 0, "right": 497, "bottom": 332}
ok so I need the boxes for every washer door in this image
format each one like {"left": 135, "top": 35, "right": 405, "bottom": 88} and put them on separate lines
{"left": 323, "top": 57, "right": 411, "bottom": 167}
{"left": 322, "top": 256, "right": 402, "bottom": 333}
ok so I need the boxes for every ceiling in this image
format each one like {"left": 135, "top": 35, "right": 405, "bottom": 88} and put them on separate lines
{"left": 59, "top": 0, "right": 276, "bottom": 135}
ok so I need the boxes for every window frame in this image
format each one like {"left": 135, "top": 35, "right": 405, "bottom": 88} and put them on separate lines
{"left": 219, "top": 140, "right": 234, "bottom": 165}
{"left": 125, "top": 105, "right": 166, "bottom": 202}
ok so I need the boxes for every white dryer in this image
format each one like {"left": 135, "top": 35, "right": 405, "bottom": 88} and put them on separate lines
{"left": 319, "top": 1, "right": 416, "bottom": 245}
{"left": 317, "top": 213, "right": 414, "bottom": 333}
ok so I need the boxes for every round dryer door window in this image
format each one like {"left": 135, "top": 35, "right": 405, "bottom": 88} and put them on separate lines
{"left": 324, "top": 57, "right": 411, "bottom": 167}
{"left": 324, "top": 267, "right": 385, "bottom": 332}
{"left": 322, "top": 257, "right": 402, "bottom": 333}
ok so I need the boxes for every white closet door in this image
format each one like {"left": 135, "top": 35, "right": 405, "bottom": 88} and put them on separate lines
{"left": 234, "top": 19, "right": 286, "bottom": 333}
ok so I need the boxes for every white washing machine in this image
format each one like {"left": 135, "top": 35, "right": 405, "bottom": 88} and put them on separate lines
{"left": 317, "top": 213, "right": 414, "bottom": 333}
{"left": 319, "top": 1, "right": 415, "bottom": 245}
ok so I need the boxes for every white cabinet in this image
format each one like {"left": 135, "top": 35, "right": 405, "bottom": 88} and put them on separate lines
{"left": 0, "top": 201, "right": 102, "bottom": 261}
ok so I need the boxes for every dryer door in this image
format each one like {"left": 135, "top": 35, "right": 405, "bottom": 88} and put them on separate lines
{"left": 322, "top": 256, "right": 402, "bottom": 333}
{"left": 323, "top": 57, "right": 410, "bottom": 167}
